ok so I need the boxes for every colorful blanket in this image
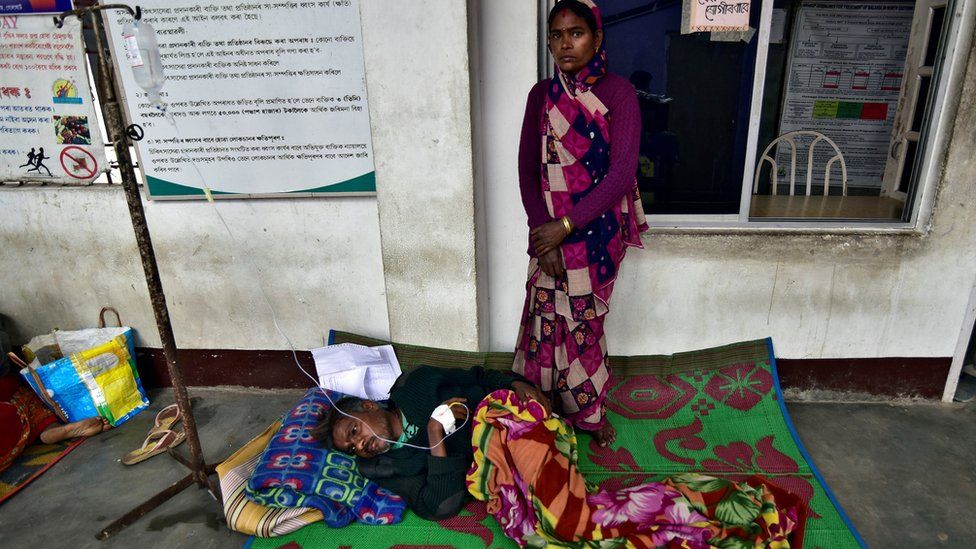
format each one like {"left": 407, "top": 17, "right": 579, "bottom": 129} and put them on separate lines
{"left": 0, "top": 376, "right": 82, "bottom": 505}
{"left": 467, "top": 390, "right": 802, "bottom": 548}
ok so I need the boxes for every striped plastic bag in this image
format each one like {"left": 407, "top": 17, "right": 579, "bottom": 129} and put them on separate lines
{"left": 19, "top": 308, "right": 149, "bottom": 427}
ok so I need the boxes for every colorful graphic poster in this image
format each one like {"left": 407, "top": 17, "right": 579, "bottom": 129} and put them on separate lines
{"left": 105, "top": 0, "right": 376, "bottom": 199}
{"left": 0, "top": 1, "right": 73, "bottom": 14}
{"left": 0, "top": 14, "right": 107, "bottom": 183}
{"left": 775, "top": 1, "right": 913, "bottom": 190}
{"left": 686, "top": 0, "right": 751, "bottom": 33}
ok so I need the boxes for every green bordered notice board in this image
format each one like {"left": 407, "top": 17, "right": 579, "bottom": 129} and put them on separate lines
{"left": 105, "top": 0, "right": 376, "bottom": 199}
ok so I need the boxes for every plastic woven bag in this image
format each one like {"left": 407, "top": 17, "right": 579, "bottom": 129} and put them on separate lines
{"left": 19, "top": 308, "right": 149, "bottom": 427}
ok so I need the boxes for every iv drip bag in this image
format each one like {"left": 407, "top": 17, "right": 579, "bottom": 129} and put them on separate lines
{"left": 121, "top": 20, "right": 167, "bottom": 111}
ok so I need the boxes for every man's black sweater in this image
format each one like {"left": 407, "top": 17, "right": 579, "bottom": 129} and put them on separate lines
{"left": 356, "top": 365, "right": 526, "bottom": 520}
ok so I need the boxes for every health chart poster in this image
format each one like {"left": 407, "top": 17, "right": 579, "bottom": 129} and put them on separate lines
{"left": 775, "top": 1, "right": 913, "bottom": 190}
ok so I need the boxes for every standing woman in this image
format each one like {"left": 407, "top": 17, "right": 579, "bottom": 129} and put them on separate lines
{"left": 512, "top": 0, "right": 647, "bottom": 447}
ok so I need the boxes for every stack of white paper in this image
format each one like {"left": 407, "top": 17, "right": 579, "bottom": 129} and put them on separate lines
{"left": 311, "top": 343, "right": 402, "bottom": 401}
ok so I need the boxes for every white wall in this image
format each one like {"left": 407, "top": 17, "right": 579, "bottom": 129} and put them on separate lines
{"left": 4, "top": 2, "right": 974, "bottom": 366}
{"left": 1, "top": 2, "right": 486, "bottom": 354}
{"left": 475, "top": 0, "right": 543, "bottom": 351}
{"left": 0, "top": 187, "right": 390, "bottom": 349}
{"left": 360, "top": 0, "right": 481, "bottom": 351}
{"left": 480, "top": 1, "right": 976, "bottom": 359}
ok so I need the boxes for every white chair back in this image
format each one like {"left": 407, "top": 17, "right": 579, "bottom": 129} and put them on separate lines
{"left": 753, "top": 130, "right": 848, "bottom": 196}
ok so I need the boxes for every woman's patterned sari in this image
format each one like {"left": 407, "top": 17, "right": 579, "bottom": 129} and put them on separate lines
{"left": 514, "top": 0, "right": 647, "bottom": 431}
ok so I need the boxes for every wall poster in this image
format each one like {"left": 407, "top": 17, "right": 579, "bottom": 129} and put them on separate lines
{"left": 0, "top": 14, "right": 107, "bottom": 184}
{"left": 0, "top": 1, "right": 73, "bottom": 15}
{"left": 105, "top": 0, "right": 376, "bottom": 199}
{"left": 775, "top": 1, "right": 913, "bottom": 191}
{"left": 684, "top": 0, "right": 751, "bottom": 33}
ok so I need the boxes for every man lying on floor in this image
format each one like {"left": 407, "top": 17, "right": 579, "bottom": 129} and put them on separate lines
{"left": 312, "top": 365, "right": 550, "bottom": 520}
{"left": 313, "top": 366, "right": 803, "bottom": 546}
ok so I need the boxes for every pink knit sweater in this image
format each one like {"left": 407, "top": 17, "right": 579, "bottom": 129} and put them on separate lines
{"left": 518, "top": 73, "right": 641, "bottom": 243}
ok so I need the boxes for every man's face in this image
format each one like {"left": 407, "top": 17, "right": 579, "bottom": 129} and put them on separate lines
{"left": 330, "top": 401, "right": 393, "bottom": 459}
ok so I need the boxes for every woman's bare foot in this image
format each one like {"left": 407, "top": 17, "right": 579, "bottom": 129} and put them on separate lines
{"left": 40, "top": 417, "right": 111, "bottom": 444}
{"left": 594, "top": 421, "right": 616, "bottom": 447}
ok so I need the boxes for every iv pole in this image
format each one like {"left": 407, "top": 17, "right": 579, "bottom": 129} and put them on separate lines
{"left": 53, "top": 5, "right": 222, "bottom": 540}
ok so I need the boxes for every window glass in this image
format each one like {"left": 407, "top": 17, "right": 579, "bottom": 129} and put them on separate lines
{"left": 910, "top": 75, "right": 931, "bottom": 132}
{"left": 550, "top": 0, "right": 953, "bottom": 224}
{"left": 924, "top": 6, "right": 946, "bottom": 67}
{"left": 750, "top": 0, "right": 916, "bottom": 220}
{"left": 600, "top": 0, "right": 760, "bottom": 214}
{"left": 898, "top": 139, "right": 917, "bottom": 194}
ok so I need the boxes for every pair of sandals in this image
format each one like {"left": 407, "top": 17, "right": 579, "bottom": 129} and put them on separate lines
{"left": 121, "top": 404, "right": 186, "bottom": 465}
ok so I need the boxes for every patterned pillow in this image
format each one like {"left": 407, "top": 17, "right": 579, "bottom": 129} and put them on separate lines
{"left": 245, "top": 388, "right": 406, "bottom": 527}
{"left": 216, "top": 420, "right": 324, "bottom": 537}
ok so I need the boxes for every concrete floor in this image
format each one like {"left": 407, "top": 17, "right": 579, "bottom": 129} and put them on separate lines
{"left": 0, "top": 388, "right": 973, "bottom": 549}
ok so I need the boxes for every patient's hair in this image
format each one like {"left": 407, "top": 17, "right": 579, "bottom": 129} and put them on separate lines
{"left": 311, "top": 396, "right": 368, "bottom": 451}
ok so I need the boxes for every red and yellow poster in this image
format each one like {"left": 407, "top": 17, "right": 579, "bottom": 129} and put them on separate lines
{"left": 0, "top": 14, "right": 107, "bottom": 183}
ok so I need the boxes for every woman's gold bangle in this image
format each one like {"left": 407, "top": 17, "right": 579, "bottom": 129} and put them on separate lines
{"left": 561, "top": 216, "right": 573, "bottom": 235}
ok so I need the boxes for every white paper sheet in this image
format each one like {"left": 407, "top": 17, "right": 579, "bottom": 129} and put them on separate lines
{"left": 312, "top": 343, "right": 402, "bottom": 400}
{"left": 318, "top": 366, "right": 368, "bottom": 396}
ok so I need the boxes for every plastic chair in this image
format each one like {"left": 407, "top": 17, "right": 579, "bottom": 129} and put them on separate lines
{"left": 753, "top": 130, "right": 848, "bottom": 196}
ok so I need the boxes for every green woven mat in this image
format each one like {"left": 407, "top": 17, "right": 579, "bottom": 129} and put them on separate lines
{"left": 245, "top": 332, "right": 863, "bottom": 549}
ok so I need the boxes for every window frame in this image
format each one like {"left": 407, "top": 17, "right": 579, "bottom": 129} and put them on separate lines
{"left": 538, "top": 0, "right": 976, "bottom": 233}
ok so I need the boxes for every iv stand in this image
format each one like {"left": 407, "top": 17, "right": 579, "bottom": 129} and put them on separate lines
{"left": 53, "top": 5, "right": 222, "bottom": 540}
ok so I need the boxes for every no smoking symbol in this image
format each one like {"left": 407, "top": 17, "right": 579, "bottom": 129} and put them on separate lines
{"left": 60, "top": 146, "right": 98, "bottom": 180}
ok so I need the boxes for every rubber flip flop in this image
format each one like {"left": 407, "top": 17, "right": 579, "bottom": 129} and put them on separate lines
{"left": 121, "top": 428, "right": 186, "bottom": 466}
{"left": 147, "top": 403, "right": 182, "bottom": 438}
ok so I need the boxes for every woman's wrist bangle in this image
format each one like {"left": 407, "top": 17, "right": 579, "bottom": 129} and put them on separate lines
{"left": 561, "top": 216, "right": 573, "bottom": 235}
